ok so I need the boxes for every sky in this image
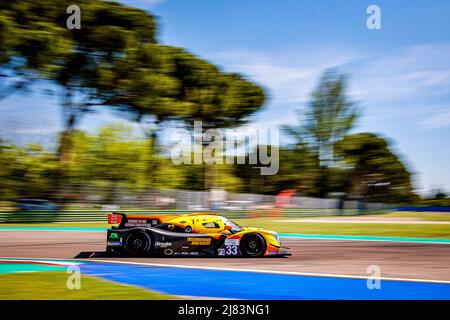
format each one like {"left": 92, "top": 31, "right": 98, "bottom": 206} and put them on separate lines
{"left": 1, "top": 0, "right": 450, "bottom": 195}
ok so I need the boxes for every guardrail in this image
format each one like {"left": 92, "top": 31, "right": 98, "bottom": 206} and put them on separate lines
{"left": 0, "top": 207, "right": 390, "bottom": 223}
{"left": 393, "top": 206, "right": 450, "bottom": 212}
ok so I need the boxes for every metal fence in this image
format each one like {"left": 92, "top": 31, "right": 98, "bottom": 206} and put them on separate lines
{"left": 0, "top": 207, "right": 389, "bottom": 223}
{"left": 0, "top": 187, "right": 390, "bottom": 223}
{"left": 54, "top": 186, "right": 388, "bottom": 211}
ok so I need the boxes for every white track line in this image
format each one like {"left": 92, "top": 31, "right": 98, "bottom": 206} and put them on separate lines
{"left": 0, "top": 258, "right": 80, "bottom": 266}
{"left": 5, "top": 256, "right": 448, "bottom": 285}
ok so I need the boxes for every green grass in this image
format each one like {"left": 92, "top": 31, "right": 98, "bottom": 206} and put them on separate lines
{"left": 233, "top": 218, "right": 450, "bottom": 238}
{"left": 369, "top": 211, "right": 450, "bottom": 221}
{"left": 0, "top": 271, "right": 173, "bottom": 300}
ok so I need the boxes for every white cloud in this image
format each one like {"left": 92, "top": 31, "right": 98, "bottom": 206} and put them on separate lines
{"left": 213, "top": 43, "right": 450, "bottom": 129}
{"left": 213, "top": 46, "right": 366, "bottom": 105}
{"left": 350, "top": 43, "right": 450, "bottom": 104}
{"left": 420, "top": 109, "right": 450, "bottom": 129}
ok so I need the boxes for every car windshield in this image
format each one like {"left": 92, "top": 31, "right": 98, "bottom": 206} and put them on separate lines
{"left": 222, "top": 218, "right": 242, "bottom": 231}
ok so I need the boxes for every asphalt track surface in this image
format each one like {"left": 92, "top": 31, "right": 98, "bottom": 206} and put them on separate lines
{"left": 1, "top": 230, "right": 450, "bottom": 282}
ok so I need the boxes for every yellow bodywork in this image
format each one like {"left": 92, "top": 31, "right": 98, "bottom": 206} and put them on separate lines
{"left": 165, "top": 213, "right": 282, "bottom": 252}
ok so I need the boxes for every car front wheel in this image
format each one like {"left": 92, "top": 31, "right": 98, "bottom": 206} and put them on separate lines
{"left": 241, "top": 233, "right": 266, "bottom": 257}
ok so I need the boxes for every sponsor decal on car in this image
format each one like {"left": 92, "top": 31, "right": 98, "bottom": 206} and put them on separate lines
{"left": 107, "top": 241, "right": 122, "bottom": 246}
{"left": 224, "top": 238, "right": 239, "bottom": 246}
{"left": 124, "top": 223, "right": 154, "bottom": 227}
{"left": 155, "top": 241, "right": 172, "bottom": 248}
{"left": 187, "top": 237, "right": 211, "bottom": 245}
{"left": 124, "top": 219, "right": 159, "bottom": 227}
{"left": 107, "top": 214, "right": 122, "bottom": 224}
{"left": 109, "top": 232, "right": 119, "bottom": 239}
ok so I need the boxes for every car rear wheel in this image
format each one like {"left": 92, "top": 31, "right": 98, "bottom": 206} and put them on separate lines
{"left": 241, "top": 233, "right": 266, "bottom": 257}
{"left": 124, "top": 230, "right": 152, "bottom": 256}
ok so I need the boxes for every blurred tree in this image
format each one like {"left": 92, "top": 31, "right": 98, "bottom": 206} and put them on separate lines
{"left": 432, "top": 190, "right": 447, "bottom": 200}
{"left": 1, "top": 0, "right": 160, "bottom": 199}
{"left": 163, "top": 47, "right": 266, "bottom": 189}
{"left": 88, "top": 45, "right": 266, "bottom": 190}
{"left": 284, "top": 69, "right": 359, "bottom": 196}
{"left": 234, "top": 145, "right": 318, "bottom": 195}
{"left": 69, "top": 124, "right": 149, "bottom": 201}
{"left": 160, "top": 47, "right": 266, "bottom": 130}
{"left": 50, "top": 0, "right": 157, "bottom": 151}
{"left": 334, "top": 133, "right": 418, "bottom": 203}
{"left": 303, "top": 70, "right": 358, "bottom": 165}
{"left": 0, "top": 0, "right": 73, "bottom": 100}
{"left": 90, "top": 125, "right": 147, "bottom": 201}
{"left": 0, "top": 142, "right": 20, "bottom": 200}
{"left": 0, "top": 141, "right": 59, "bottom": 200}
{"left": 1, "top": 1, "right": 265, "bottom": 194}
{"left": 422, "top": 189, "right": 450, "bottom": 206}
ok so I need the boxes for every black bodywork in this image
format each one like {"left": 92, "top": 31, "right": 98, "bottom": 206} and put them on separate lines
{"left": 106, "top": 213, "right": 229, "bottom": 256}
{"left": 106, "top": 227, "right": 227, "bottom": 257}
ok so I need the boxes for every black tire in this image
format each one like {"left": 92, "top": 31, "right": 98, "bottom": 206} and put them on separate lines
{"left": 185, "top": 225, "right": 193, "bottom": 233}
{"left": 241, "top": 233, "right": 266, "bottom": 257}
{"left": 124, "top": 230, "right": 152, "bottom": 256}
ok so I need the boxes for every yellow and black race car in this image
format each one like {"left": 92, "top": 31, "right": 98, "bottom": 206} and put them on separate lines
{"left": 106, "top": 212, "right": 290, "bottom": 257}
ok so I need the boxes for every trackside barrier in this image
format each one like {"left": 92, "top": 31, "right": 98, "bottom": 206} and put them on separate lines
{"left": 393, "top": 206, "right": 450, "bottom": 212}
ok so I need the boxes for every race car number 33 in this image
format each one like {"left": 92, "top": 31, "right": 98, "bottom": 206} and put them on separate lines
{"left": 218, "top": 239, "right": 239, "bottom": 256}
